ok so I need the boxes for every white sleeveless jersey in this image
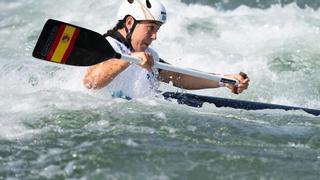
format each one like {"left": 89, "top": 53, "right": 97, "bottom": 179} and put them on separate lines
{"left": 104, "top": 36, "right": 160, "bottom": 98}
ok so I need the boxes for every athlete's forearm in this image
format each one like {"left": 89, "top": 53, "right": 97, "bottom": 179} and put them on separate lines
{"left": 83, "top": 59, "right": 130, "bottom": 89}
{"left": 158, "top": 70, "right": 220, "bottom": 90}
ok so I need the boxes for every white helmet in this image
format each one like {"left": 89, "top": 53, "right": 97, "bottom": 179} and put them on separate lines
{"left": 117, "top": 0, "right": 167, "bottom": 24}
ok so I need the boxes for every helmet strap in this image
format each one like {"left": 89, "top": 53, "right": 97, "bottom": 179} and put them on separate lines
{"left": 124, "top": 19, "right": 138, "bottom": 51}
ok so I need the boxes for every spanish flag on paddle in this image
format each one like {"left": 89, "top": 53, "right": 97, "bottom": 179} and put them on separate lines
{"left": 32, "top": 19, "right": 117, "bottom": 66}
{"left": 46, "top": 24, "right": 80, "bottom": 64}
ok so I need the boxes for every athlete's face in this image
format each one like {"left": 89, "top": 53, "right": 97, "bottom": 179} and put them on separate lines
{"left": 130, "top": 20, "right": 162, "bottom": 51}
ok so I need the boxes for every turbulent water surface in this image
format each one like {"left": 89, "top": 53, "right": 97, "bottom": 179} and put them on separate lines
{"left": 0, "top": 0, "right": 320, "bottom": 179}
{"left": 182, "top": 0, "right": 320, "bottom": 9}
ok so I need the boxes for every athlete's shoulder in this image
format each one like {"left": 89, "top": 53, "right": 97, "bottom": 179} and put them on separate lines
{"left": 106, "top": 36, "right": 130, "bottom": 54}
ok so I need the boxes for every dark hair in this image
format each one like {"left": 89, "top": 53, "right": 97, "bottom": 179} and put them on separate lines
{"left": 103, "top": 20, "right": 125, "bottom": 37}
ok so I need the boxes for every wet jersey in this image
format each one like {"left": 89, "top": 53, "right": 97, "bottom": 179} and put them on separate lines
{"left": 104, "top": 36, "right": 160, "bottom": 98}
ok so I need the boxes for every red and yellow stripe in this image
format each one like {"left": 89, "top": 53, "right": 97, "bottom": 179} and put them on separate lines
{"left": 46, "top": 24, "right": 80, "bottom": 64}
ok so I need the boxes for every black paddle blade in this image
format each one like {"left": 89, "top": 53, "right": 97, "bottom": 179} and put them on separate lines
{"left": 163, "top": 92, "right": 320, "bottom": 116}
{"left": 32, "top": 19, "right": 119, "bottom": 66}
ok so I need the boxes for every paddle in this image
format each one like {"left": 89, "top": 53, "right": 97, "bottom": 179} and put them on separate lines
{"left": 32, "top": 19, "right": 238, "bottom": 85}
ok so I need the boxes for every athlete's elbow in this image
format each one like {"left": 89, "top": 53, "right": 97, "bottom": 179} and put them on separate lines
{"left": 83, "top": 77, "right": 105, "bottom": 90}
{"left": 83, "top": 77, "right": 94, "bottom": 89}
